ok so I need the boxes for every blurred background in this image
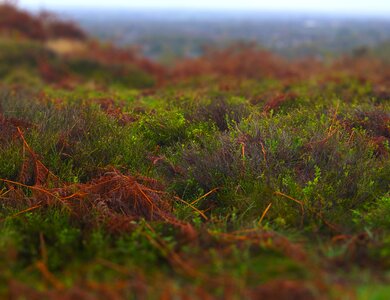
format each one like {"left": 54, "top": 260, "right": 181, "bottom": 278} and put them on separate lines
{"left": 16, "top": 0, "right": 390, "bottom": 62}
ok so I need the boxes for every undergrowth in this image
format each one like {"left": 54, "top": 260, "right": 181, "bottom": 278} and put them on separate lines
{"left": 0, "top": 4, "right": 389, "bottom": 299}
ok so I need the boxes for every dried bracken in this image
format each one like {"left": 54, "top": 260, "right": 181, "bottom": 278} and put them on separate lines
{"left": 0, "top": 4, "right": 389, "bottom": 299}
{"left": 95, "top": 98, "right": 137, "bottom": 125}
{"left": 263, "top": 92, "right": 298, "bottom": 113}
{"left": 248, "top": 279, "right": 318, "bottom": 300}
{"left": 0, "top": 3, "right": 86, "bottom": 41}
{"left": 1, "top": 129, "right": 196, "bottom": 239}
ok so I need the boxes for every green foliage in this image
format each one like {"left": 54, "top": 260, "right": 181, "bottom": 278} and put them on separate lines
{"left": 364, "top": 195, "right": 390, "bottom": 229}
{"left": 2, "top": 209, "right": 80, "bottom": 270}
{"left": 67, "top": 58, "right": 156, "bottom": 89}
{"left": 0, "top": 35, "right": 389, "bottom": 298}
{"left": 0, "top": 144, "right": 22, "bottom": 180}
{"left": 136, "top": 109, "right": 188, "bottom": 146}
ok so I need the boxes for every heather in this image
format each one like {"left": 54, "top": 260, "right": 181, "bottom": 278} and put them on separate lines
{"left": 0, "top": 4, "right": 389, "bottom": 299}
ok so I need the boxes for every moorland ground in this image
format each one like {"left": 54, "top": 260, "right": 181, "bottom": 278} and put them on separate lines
{"left": 0, "top": 4, "right": 389, "bottom": 299}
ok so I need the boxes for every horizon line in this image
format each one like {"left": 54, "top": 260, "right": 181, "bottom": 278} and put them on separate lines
{"left": 19, "top": 5, "right": 390, "bottom": 19}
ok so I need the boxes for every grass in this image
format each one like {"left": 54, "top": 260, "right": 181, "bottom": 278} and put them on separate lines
{"left": 0, "top": 5, "right": 389, "bottom": 298}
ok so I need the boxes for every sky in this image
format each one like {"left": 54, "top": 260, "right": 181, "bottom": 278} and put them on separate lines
{"left": 15, "top": 0, "right": 390, "bottom": 15}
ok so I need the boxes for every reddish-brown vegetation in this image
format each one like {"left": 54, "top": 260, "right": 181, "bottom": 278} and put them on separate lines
{"left": 0, "top": 4, "right": 389, "bottom": 299}
{"left": 0, "top": 3, "right": 86, "bottom": 41}
{"left": 171, "top": 45, "right": 295, "bottom": 80}
{"left": 3, "top": 129, "right": 196, "bottom": 238}
{"left": 0, "top": 3, "right": 46, "bottom": 40}
{"left": 248, "top": 279, "right": 317, "bottom": 300}
{"left": 0, "top": 111, "right": 32, "bottom": 143}
{"left": 95, "top": 98, "right": 137, "bottom": 125}
{"left": 169, "top": 44, "right": 390, "bottom": 101}
{"left": 262, "top": 92, "right": 298, "bottom": 113}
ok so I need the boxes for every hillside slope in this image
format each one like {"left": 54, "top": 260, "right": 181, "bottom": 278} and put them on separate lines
{"left": 0, "top": 4, "right": 389, "bottom": 299}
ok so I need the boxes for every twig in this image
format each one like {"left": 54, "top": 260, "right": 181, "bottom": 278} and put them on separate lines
{"left": 190, "top": 187, "right": 219, "bottom": 205}
{"left": 35, "top": 261, "right": 65, "bottom": 290}
{"left": 274, "top": 191, "right": 305, "bottom": 227}
{"left": 258, "top": 202, "right": 272, "bottom": 226}
{"left": 175, "top": 196, "right": 208, "bottom": 220}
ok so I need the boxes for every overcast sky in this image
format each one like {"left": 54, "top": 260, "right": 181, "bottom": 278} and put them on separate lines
{"left": 16, "top": 0, "right": 390, "bottom": 15}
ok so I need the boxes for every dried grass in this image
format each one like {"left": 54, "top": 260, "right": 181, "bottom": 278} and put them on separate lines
{"left": 2, "top": 129, "right": 196, "bottom": 238}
